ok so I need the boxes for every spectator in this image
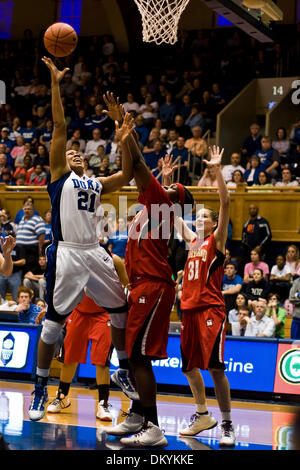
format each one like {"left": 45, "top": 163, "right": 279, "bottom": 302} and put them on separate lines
{"left": 34, "top": 144, "right": 50, "bottom": 172}
{"left": 250, "top": 170, "right": 274, "bottom": 192}
{"left": 39, "top": 119, "right": 53, "bottom": 151}
{"left": 243, "top": 155, "right": 261, "bottom": 186}
{"left": 243, "top": 248, "right": 269, "bottom": 283}
{"left": 13, "top": 154, "right": 35, "bottom": 183}
{"left": 173, "top": 114, "right": 192, "bottom": 140}
{"left": 15, "top": 201, "right": 45, "bottom": 272}
{"left": 177, "top": 94, "right": 192, "bottom": 121}
{"left": 226, "top": 169, "right": 245, "bottom": 191}
{"left": 29, "top": 163, "right": 48, "bottom": 186}
{"left": 14, "top": 196, "right": 39, "bottom": 225}
{"left": 134, "top": 115, "right": 150, "bottom": 147}
{"left": 272, "top": 127, "right": 290, "bottom": 161}
{"left": 285, "top": 244, "right": 300, "bottom": 279}
{"left": 231, "top": 305, "right": 252, "bottom": 336}
{"left": 89, "top": 144, "right": 106, "bottom": 172}
{"left": 143, "top": 128, "right": 164, "bottom": 154}
{"left": 242, "top": 299, "right": 275, "bottom": 337}
{"left": 222, "top": 262, "right": 243, "bottom": 313}
{"left": 0, "top": 232, "right": 25, "bottom": 301}
{"left": 20, "top": 119, "right": 38, "bottom": 145}
{"left": 109, "top": 155, "right": 122, "bottom": 175}
{"left": 185, "top": 125, "right": 207, "bottom": 176}
{"left": 265, "top": 292, "right": 287, "bottom": 338}
{"left": 96, "top": 156, "right": 111, "bottom": 178}
{"left": 23, "top": 254, "right": 47, "bottom": 300}
{"left": 43, "top": 209, "right": 52, "bottom": 249}
{"left": 241, "top": 123, "right": 262, "bottom": 163}
{"left": 10, "top": 135, "right": 25, "bottom": 163}
{"left": 198, "top": 166, "right": 218, "bottom": 188}
{"left": 289, "top": 117, "right": 300, "bottom": 145}
{"left": 150, "top": 118, "right": 168, "bottom": 141}
{"left": 241, "top": 204, "right": 272, "bottom": 261}
{"left": 108, "top": 217, "right": 128, "bottom": 259}
{"left": 138, "top": 92, "right": 159, "bottom": 127}
{"left": 0, "top": 127, "right": 14, "bottom": 151}
{"left": 269, "top": 254, "right": 292, "bottom": 301}
{"left": 144, "top": 140, "right": 166, "bottom": 175}
{"left": 0, "top": 168, "right": 13, "bottom": 185}
{"left": 1, "top": 209, "right": 16, "bottom": 234}
{"left": 170, "top": 136, "right": 189, "bottom": 184}
{"left": 275, "top": 168, "right": 299, "bottom": 188}
{"left": 288, "top": 276, "right": 300, "bottom": 339}
{"left": 211, "top": 82, "right": 227, "bottom": 111}
{"left": 254, "top": 136, "right": 280, "bottom": 179}
{"left": 85, "top": 128, "right": 106, "bottom": 157}
{"left": 14, "top": 286, "right": 42, "bottom": 324}
{"left": 159, "top": 92, "right": 177, "bottom": 127}
{"left": 123, "top": 93, "right": 140, "bottom": 114}
{"left": 66, "top": 129, "right": 86, "bottom": 152}
{"left": 222, "top": 152, "right": 245, "bottom": 183}
{"left": 228, "top": 292, "right": 249, "bottom": 323}
{"left": 242, "top": 268, "right": 270, "bottom": 304}
{"left": 185, "top": 104, "right": 205, "bottom": 131}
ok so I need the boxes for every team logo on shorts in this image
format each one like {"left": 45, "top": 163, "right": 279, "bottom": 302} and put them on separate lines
{"left": 206, "top": 318, "right": 214, "bottom": 327}
{"left": 139, "top": 296, "right": 147, "bottom": 304}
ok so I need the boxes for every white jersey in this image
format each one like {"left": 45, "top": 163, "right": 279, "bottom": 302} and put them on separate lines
{"left": 48, "top": 171, "right": 102, "bottom": 245}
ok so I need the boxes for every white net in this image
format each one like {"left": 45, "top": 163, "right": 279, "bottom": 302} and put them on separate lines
{"left": 133, "top": 0, "right": 191, "bottom": 45}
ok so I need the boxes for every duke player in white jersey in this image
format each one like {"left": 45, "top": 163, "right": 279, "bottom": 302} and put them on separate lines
{"left": 29, "top": 57, "right": 137, "bottom": 421}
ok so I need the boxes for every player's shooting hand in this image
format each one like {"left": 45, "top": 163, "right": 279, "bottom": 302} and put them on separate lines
{"left": 102, "top": 92, "right": 125, "bottom": 123}
{"left": 203, "top": 145, "right": 224, "bottom": 168}
{"left": 161, "top": 154, "right": 177, "bottom": 178}
{"left": 114, "top": 113, "right": 135, "bottom": 143}
{"left": 0, "top": 235, "right": 15, "bottom": 257}
{"left": 41, "top": 56, "right": 70, "bottom": 83}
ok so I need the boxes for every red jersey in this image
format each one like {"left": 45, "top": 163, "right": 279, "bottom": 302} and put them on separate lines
{"left": 125, "top": 174, "right": 175, "bottom": 286}
{"left": 181, "top": 233, "right": 225, "bottom": 310}
{"left": 75, "top": 294, "right": 109, "bottom": 318}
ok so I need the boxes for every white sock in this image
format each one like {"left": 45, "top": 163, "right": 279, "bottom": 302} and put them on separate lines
{"left": 36, "top": 367, "right": 50, "bottom": 377}
{"left": 196, "top": 404, "right": 208, "bottom": 414}
{"left": 221, "top": 411, "right": 231, "bottom": 422}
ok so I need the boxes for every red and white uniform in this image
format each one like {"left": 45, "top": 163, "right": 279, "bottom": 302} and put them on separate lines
{"left": 125, "top": 175, "right": 176, "bottom": 359}
{"left": 180, "top": 233, "right": 227, "bottom": 371}
{"left": 63, "top": 294, "right": 112, "bottom": 366}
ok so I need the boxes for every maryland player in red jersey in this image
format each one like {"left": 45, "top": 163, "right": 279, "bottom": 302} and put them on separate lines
{"left": 46, "top": 253, "right": 129, "bottom": 421}
{"left": 179, "top": 146, "right": 236, "bottom": 447}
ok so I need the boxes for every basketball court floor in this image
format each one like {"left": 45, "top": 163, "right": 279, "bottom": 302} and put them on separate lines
{"left": 0, "top": 380, "right": 298, "bottom": 452}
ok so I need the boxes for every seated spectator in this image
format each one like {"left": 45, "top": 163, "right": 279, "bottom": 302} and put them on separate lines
{"left": 13, "top": 154, "right": 35, "bottom": 183}
{"left": 1, "top": 209, "right": 16, "bottom": 234}
{"left": 14, "top": 286, "right": 42, "bottom": 324}
{"left": 8, "top": 116, "right": 22, "bottom": 142}
{"left": 199, "top": 90, "right": 216, "bottom": 132}
{"left": 270, "top": 254, "right": 292, "bottom": 301}
{"left": 243, "top": 248, "right": 269, "bottom": 283}
{"left": 285, "top": 244, "right": 300, "bottom": 279}
{"left": 109, "top": 155, "right": 122, "bottom": 175}
{"left": 0, "top": 168, "right": 14, "bottom": 185}
{"left": 23, "top": 254, "right": 47, "bottom": 300}
{"left": 289, "top": 117, "right": 300, "bottom": 145}
{"left": 0, "top": 127, "right": 14, "bottom": 152}
{"left": 159, "top": 92, "right": 177, "bottom": 127}
{"left": 177, "top": 94, "right": 192, "bottom": 121}
{"left": 222, "top": 152, "right": 245, "bottom": 183}
{"left": 96, "top": 157, "right": 111, "bottom": 178}
{"left": 275, "top": 168, "right": 299, "bottom": 188}
{"left": 10, "top": 135, "right": 25, "bottom": 163}
{"left": 228, "top": 292, "right": 249, "bottom": 323}
{"left": 249, "top": 170, "right": 274, "bottom": 192}
{"left": 288, "top": 276, "right": 300, "bottom": 339}
{"left": 150, "top": 118, "right": 168, "bottom": 141}
{"left": 286, "top": 144, "right": 300, "bottom": 178}
{"left": 89, "top": 144, "right": 106, "bottom": 172}
{"left": 15, "top": 174, "right": 27, "bottom": 187}
{"left": 272, "top": 127, "right": 290, "bottom": 162}
{"left": 241, "top": 122, "right": 262, "bottom": 164}
{"left": 14, "top": 196, "right": 39, "bottom": 225}
{"left": 226, "top": 169, "right": 245, "bottom": 191}
{"left": 143, "top": 128, "right": 165, "bottom": 154}
{"left": 107, "top": 217, "right": 128, "bottom": 260}
{"left": 231, "top": 306, "right": 252, "bottom": 336}
{"left": 34, "top": 144, "right": 50, "bottom": 172}
{"left": 105, "top": 133, "right": 121, "bottom": 165}
{"left": 173, "top": 114, "right": 192, "bottom": 140}
{"left": 211, "top": 82, "right": 227, "bottom": 112}
{"left": 254, "top": 136, "right": 280, "bottom": 179}
{"left": 39, "top": 119, "right": 53, "bottom": 151}
{"left": 134, "top": 115, "right": 150, "bottom": 147}
{"left": 170, "top": 136, "right": 189, "bottom": 184}
{"left": 185, "top": 104, "right": 205, "bottom": 131}
{"left": 20, "top": 119, "right": 38, "bottom": 145}
{"left": 0, "top": 232, "right": 25, "bottom": 302}
{"left": 242, "top": 268, "right": 270, "bottom": 305}
{"left": 265, "top": 292, "right": 287, "bottom": 338}
{"left": 165, "top": 129, "right": 179, "bottom": 154}
{"left": 66, "top": 129, "right": 86, "bottom": 152}
{"left": 242, "top": 299, "right": 275, "bottom": 337}
{"left": 222, "top": 262, "right": 243, "bottom": 313}
{"left": 43, "top": 209, "right": 52, "bottom": 249}
{"left": 123, "top": 93, "right": 140, "bottom": 114}
{"left": 29, "top": 163, "right": 48, "bottom": 186}
{"left": 243, "top": 155, "right": 262, "bottom": 185}
{"left": 85, "top": 128, "right": 106, "bottom": 157}
{"left": 185, "top": 125, "right": 207, "bottom": 158}
{"left": 138, "top": 92, "right": 159, "bottom": 128}
{"left": 198, "top": 166, "right": 218, "bottom": 189}
{"left": 144, "top": 140, "right": 166, "bottom": 173}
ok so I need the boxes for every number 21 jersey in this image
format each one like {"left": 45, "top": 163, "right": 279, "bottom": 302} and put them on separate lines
{"left": 181, "top": 233, "right": 225, "bottom": 310}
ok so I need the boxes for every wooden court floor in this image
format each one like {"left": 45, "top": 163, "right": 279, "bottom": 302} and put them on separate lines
{"left": 0, "top": 379, "right": 299, "bottom": 453}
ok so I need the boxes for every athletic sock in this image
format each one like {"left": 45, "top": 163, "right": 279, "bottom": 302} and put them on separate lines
{"left": 221, "top": 411, "right": 232, "bottom": 422}
{"left": 143, "top": 406, "right": 158, "bottom": 427}
{"left": 97, "top": 384, "right": 109, "bottom": 404}
{"left": 131, "top": 399, "right": 143, "bottom": 417}
{"left": 35, "top": 368, "right": 50, "bottom": 387}
{"left": 119, "top": 358, "right": 130, "bottom": 370}
{"left": 58, "top": 381, "right": 71, "bottom": 397}
{"left": 196, "top": 404, "right": 208, "bottom": 414}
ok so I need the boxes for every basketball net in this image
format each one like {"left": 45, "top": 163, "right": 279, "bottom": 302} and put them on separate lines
{"left": 133, "top": 0, "right": 191, "bottom": 45}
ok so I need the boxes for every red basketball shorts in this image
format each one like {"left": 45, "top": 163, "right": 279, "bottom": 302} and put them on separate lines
{"left": 63, "top": 309, "right": 112, "bottom": 366}
{"left": 125, "top": 280, "right": 176, "bottom": 360}
{"left": 181, "top": 305, "right": 227, "bottom": 371}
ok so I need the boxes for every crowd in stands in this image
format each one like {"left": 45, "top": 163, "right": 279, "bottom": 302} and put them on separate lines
{"left": 0, "top": 29, "right": 299, "bottom": 338}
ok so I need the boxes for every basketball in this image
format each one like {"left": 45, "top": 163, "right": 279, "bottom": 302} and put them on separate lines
{"left": 44, "top": 22, "right": 78, "bottom": 57}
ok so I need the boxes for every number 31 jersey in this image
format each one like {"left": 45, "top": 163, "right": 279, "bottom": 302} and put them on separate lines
{"left": 48, "top": 171, "right": 102, "bottom": 245}
{"left": 180, "top": 233, "right": 225, "bottom": 310}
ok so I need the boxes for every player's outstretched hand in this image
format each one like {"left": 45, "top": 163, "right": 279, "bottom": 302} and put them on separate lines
{"left": 115, "top": 113, "right": 135, "bottom": 143}
{"left": 102, "top": 92, "right": 125, "bottom": 124}
{"left": 203, "top": 145, "right": 224, "bottom": 168}
{"left": 41, "top": 56, "right": 70, "bottom": 83}
{"left": 161, "top": 154, "right": 177, "bottom": 181}
{"left": 0, "top": 235, "right": 14, "bottom": 257}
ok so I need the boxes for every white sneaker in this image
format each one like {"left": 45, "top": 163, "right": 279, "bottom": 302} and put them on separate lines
{"left": 180, "top": 412, "right": 218, "bottom": 436}
{"left": 96, "top": 401, "right": 113, "bottom": 421}
{"left": 104, "top": 411, "right": 144, "bottom": 436}
{"left": 120, "top": 422, "right": 168, "bottom": 448}
{"left": 219, "top": 421, "right": 235, "bottom": 446}
{"left": 28, "top": 385, "right": 49, "bottom": 421}
{"left": 111, "top": 369, "right": 139, "bottom": 401}
{"left": 47, "top": 392, "right": 71, "bottom": 413}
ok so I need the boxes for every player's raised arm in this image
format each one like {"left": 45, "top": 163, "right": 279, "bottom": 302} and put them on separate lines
{"left": 204, "top": 146, "right": 230, "bottom": 253}
{"left": 42, "top": 56, "right": 70, "bottom": 182}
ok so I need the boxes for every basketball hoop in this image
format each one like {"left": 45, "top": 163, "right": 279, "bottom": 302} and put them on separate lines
{"left": 133, "top": 0, "right": 191, "bottom": 45}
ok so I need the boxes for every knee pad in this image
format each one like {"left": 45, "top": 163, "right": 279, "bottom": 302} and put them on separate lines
{"left": 41, "top": 319, "right": 63, "bottom": 345}
{"left": 109, "top": 312, "right": 128, "bottom": 329}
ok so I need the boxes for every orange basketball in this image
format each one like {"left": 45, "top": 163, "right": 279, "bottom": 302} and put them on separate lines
{"left": 44, "top": 22, "right": 78, "bottom": 57}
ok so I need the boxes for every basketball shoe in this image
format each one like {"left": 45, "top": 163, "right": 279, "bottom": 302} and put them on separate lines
{"left": 47, "top": 392, "right": 71, "bottom": 413}
{"left": 219, "top": 421, "right": 235, "bottom": 446}
{"left": 96, "top": 401, "right": 113, "bottom": 421}
{"left": 111, "top": 369, "right": 139, "bottom": 400}
{"left": 180, "top": 412, "right": 218, "bottom": 436}
{"left": 28, "top": 384, "right": 49, "bottom": 421}
{"left": 120, "top": 422, "right": 168, "bottom": 448}
{"left": 104, "top": 411, "right": 144, "bottom": 436}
